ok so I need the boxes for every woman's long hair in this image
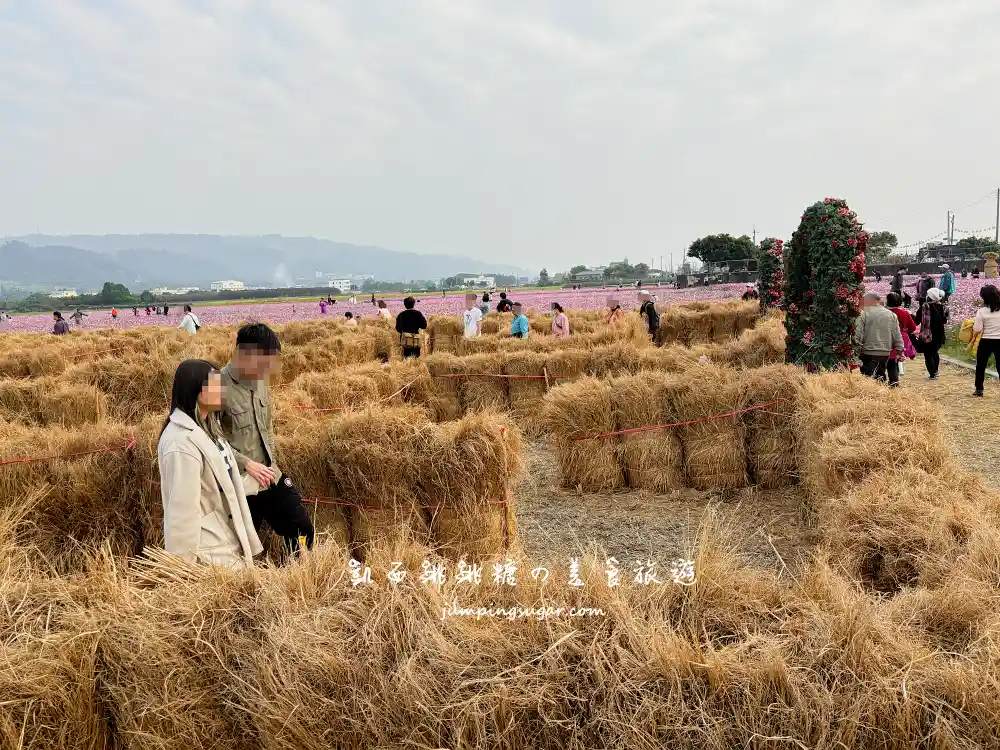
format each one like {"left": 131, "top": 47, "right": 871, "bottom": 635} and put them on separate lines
{"left": 553, "top": 303, "right": 564, "bottom": 313}
{"left": 161, "top": 359, "right": 219, "bottom": 437}
{"left": 981, "top": 285, "right": 1000, "bottom": 313}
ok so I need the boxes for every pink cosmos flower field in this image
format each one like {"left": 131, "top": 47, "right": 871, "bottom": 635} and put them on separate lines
{"left": 4, "top": 273, "right": 987, "bottom": 334}
{"left": 5, "top": 284, "right": 752, "bottom": 333}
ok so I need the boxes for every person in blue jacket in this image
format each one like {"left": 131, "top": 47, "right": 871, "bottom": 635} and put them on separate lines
{"left": 938, "top": 263, "right": 957, "bottom": 302}
{"left": 510, "top": 303, "right": 529, "bottom": 339}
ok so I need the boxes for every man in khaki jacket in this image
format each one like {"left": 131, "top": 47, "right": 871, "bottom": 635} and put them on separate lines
{"left": 854, "top": 293, "right": 904, "bottom": 384}
{"left": 219, "top": 323, "right": 314, "bottom": 554}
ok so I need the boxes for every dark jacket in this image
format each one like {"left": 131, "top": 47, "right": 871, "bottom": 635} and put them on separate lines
{"left": 890, "top": 271, "right": 905, "bottom": 294}
{"left": 915, "top": 301, "right": 947, "bottom": 347}
{"left": 639, "top": 300, "right": 659, "bottom": 334}
{"left": 53, "top": 319, "right": 70, "bottom": 335}
{"left": 496, "top": 299, "right": 513, "bottom": 313}
{"left": 394, "top": 309, "right": 427, "bottom": 336}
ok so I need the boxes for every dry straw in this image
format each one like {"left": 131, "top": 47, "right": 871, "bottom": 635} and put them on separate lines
{"left": 542, "top": 376, "right": 623, "bottom": 491}
{"left": 425, "top": 412, "right": 523, "bottom": 559}
{"left": 739, "top": 364, "right": 805, "bottom": 488}
{"left": 610, "top": 372, "right": 686, "bottom": 492}
{"left": 668, "top": 361, "right": 749, "bottom": 490}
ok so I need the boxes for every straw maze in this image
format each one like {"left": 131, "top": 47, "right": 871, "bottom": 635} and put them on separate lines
{"left": 3, "top": 304, "right": 1000, "bottom": 748}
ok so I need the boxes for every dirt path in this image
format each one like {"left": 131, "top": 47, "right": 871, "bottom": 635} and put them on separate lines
{"left": 901, "top": 360, "right": 1000, "bottom": 487}
{"left": 514, "top": 438, "right": 813, "bottom": 573}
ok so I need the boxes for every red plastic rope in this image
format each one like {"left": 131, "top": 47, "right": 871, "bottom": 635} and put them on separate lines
{"left": 0, "top": 436, "right": 137, "bottom": 466}
{"left": 302, "top": 495, "right": 509, "bottom": 510}
{"left": 571, "top": 400, "right": 783, "bottom": 441}
{"left": 432, "top": 373, "right": 571, "bottom": 380}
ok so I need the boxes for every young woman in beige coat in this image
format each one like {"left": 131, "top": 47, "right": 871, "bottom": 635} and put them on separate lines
{"left": 158, "top": 359, "right": 263, "bottom": 568}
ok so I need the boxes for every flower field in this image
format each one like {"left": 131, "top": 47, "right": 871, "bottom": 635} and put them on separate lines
{"left": 5, "top": 273, "right": 990, "bottom": 334}
{"left": 3, "top": 284, "right": 750, "bottom": 333}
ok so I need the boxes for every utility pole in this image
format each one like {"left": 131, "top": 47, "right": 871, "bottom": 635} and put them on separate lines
{"left": 995, "top": 189, "right": 999, "bottom": 244}
{"left": 752, "top": 225, "right": 756, "bottom": 245}
{"left": 947, "top": 211, "right": 951, "bottom": 245}
{"left": 950, "top": 214, "right": 956, "bottom": 246}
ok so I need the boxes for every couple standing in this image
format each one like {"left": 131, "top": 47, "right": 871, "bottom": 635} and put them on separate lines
{"left": 157, "top": 323, "right": 314, "bottom": 568}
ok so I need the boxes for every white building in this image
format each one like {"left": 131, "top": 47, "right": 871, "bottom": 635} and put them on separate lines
{"left": 461, "top": 274, "right": 496, "bottom": 288}
{"left": 50, "top": 289, "right": 78, "bottom": 299}
{"left": 210, "top": 280, "right": 245, "bottom": 292}
{"left": 151, "top": 286, "right": 200, "bottom": 296}
{"left": 327, "top": 279, "right": 352, "bottom": 291}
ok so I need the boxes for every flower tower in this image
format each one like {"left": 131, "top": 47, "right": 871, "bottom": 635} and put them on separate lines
{"left": 785, "top": 198, "right": 869, "bottom": 370}
{"left": 984, "top": 252, "right": 999, "bottom": 279}
{"left": 756, "top": 237, "right": 785, "bottom": 312}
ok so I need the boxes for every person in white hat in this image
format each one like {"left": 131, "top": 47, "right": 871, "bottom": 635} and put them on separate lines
{"left": 938, "top": 263, "right": 956, "bottom": 302}
{"left": 741, "top": 283, "right": 759, "bottom": 302}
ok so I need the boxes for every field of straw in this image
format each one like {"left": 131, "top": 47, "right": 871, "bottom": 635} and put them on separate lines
{"left": 3, "top": 304, "right": 1000, "bottom": 748}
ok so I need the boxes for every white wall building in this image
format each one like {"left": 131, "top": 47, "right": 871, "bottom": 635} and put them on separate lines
{"left": 210, "top": 280, "right": 246, "bottom": 292}
{"left": 327, "top": 279, "right": 352, "bottom": 291}
{"left": 151, "top": 286, "right": 200, "bottom": 296}
{"left": 461, "top": 274, "right": 496, "bottom": 288}
{"left": 50, "top": 289, "right": 78, "bottom": 298}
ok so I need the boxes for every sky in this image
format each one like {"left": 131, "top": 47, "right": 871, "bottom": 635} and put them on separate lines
{"left": 2, "top": 0, "right": 1000, "bottom": 272}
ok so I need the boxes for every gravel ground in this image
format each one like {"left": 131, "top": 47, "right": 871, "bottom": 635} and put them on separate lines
{"left": 514, "top": 437, "right": 814, "bottom": 575}
{"left": 902, "top": 359, "right": 1000, "bottom": 488}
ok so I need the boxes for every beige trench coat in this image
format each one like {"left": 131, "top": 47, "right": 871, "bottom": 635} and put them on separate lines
{"left": 157, "top": 409, "right": 263, "bottom": 568}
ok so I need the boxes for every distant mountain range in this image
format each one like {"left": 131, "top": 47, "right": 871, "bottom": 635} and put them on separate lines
{"left": 0, "top": 234, "right": 529, "bottom": 291}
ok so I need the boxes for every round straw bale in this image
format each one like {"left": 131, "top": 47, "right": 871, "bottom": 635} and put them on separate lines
{"left": 542, "top": 377, "right": 623, "bottom": 491}
{"left": 424, "top": 353, "right": 465, "bottom": 422}
{"left": 611, "top": 373, "right": 685, "bottom": 492}
{"left": 669, "top": 363, "right": 748, "bottom": 490}
{"left": 458, "top": 353, "right": 510, "bottom": 414}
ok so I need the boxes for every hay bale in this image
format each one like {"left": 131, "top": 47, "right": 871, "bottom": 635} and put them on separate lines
{"left": 656, "top": 307, "right": 684, "bottom": 345}
{"left": 821, "top": 469, "right": 984, "bottom": 593}
{"left": 677, "top": 308, "right": 712, "bottom": 345}
{"left": 0, "top": 377, "right": 105, "bottom": 426}
{"left": 636, "top": 346, "right": 695, "bottom": 374}
{"left": 459, "top": 353, "right": 510, "bottom": 414}
{"left": 709, "top": 305, "right": 739, "bottom": 342}
{"left": 586, "top": 343, "right": 643, "bottom": 378}
{"left": 503, "top": 351, "right": 549, "bottom": 435}
{"left": 735, "top": 302, "right": 760, "bottom": 335}
{"left": 740, "top": 365, "right": 805, "bottom": 489}
{"left": 424, "top": 353, "right": 465, "bottom": 422}
{"left": 545, "top": 349, "right": 589, "bottom": 382}
{"left": 542, "top": 377, "right": 623, "bottom": 491}
{"left": 327, "top": 407, "right": 434, "bottom": 556}
{"left": 669, "top": 363, "right": 749, "bottom": 490}
{"left": 276, "top": 421, "right": 349, "bottom": 550}
{"left": 426, "top": 412, "right": 523, "bottom": 560}
{"left": 0, "top": 422, "right": 143, "bottom": 572}
{"left": 611, "top": 373, "right": 685, "bottom": 492}
{"left": 427, "top": 316, "right": 463, "bottom": 354}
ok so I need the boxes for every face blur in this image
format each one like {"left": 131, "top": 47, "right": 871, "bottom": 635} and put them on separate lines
{"left": 198, "top": 371, "right": 224, "bottom": 412}
{"left": 236, "top": 346, "right": 280, "bottom": 380}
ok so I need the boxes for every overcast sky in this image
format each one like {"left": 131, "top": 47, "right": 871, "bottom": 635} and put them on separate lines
{"left": 2, "top": 1, "right": 999, "bottom": 271}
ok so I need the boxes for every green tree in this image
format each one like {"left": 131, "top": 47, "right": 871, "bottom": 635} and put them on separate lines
{"left": 633, "top": 262, "right": 650, "bottom": 276}
{"left": 139, "top": 290, "right": 154, "bottom": 303}
{"left": 97, "top": 282, "right": 136, "bottom": 305}
{"left": 538, "top": 268, "right": 550, "bottom": 285}
{"left": 866, "top": 231, "right": 898, "bottom": 263}
{"left": 687, "top": 234, "right": 756, "bottom": 264}
{"left": 569, "top": 264, "right": 588, "bottom": 277}
{"left": 956, "top": 236, "right": 999, "bottom": 251}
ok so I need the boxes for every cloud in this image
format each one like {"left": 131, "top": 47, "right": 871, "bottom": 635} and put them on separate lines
{"left": 1, "top": 0, "right": 1000, "bottom": 269}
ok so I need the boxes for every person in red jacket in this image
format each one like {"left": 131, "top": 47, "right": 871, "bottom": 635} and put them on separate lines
{"left": 886, "top": 292, "right": 916, "bottom": 386}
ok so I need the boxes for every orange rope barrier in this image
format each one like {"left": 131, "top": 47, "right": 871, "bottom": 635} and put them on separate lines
{"left": 572, "top": 401, "right": 783, "bottom": 441}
